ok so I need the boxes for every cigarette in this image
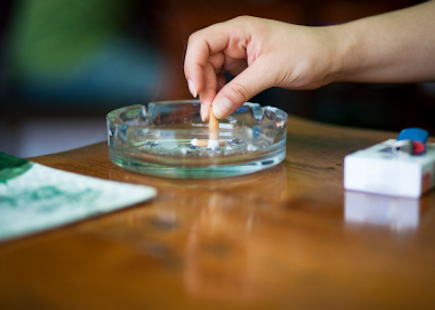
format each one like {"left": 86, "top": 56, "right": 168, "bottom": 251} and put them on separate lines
{"left": 191, "top": 138, "right": 225, "bottom": 148}
{"left": 190, "top": 106, "right": 225, "bottom": 149}
{"left": 208, "top": 106, "right": 219, "bottom": 135}
{"left": 208, "top": 106, "right": 219, "bottom": 148}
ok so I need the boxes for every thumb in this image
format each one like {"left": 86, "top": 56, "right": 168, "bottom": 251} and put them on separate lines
{"left": 211, "top": 60, "right": 274, "bottom": 119}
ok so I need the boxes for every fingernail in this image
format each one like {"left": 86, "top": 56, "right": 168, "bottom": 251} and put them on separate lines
{"left": 212, "top": 97, "right": 234, "bottom": 119}
{"left": 200, "top": 104, "right": 207, "bottom": 121}
{"left": 188, "top": 80, "right": 197, "bottom": 98}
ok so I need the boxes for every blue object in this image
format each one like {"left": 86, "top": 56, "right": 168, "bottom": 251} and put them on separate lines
{"left": 395, "top": 128, "right": 428, "bottom": 155}
{"left": 397, "top": 128, "right": 428, "bottom": 143}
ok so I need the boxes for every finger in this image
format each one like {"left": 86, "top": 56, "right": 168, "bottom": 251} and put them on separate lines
{"left": 199, "top": 62, "right": 218, "bottom": 121}
{"left": 184, "top": 17, "right": 253, "bottom": 98}
{"left": 223, "top": 54, "right": 248, "bottom": 76}
{"left": 184, "top": 28, "right": 230, "bottom": 98}
{"left": 211, "top": 56, "right": 276, "bottom": 119}
{"left": 208, "top": 52, "right": 225, "bottom": 74}
{"left": 217, "top": 74, "right": 226, "bottom": 90}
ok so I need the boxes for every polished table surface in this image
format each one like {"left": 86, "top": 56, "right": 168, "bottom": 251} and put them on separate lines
{"left": 1, "top": 115, "right": 435, "bottom": 309}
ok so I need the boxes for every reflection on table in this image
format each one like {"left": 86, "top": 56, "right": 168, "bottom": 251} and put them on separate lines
{"left": 345, "top": 191, "right": 419, "bottom": 231}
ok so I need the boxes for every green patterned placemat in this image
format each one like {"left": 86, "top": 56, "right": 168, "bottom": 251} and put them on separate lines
{"left": 0, "top": 152, "right": 156, "bottom": 242}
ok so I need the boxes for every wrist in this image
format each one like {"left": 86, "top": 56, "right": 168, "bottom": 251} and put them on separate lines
{"left": 323, "top": 24, "right": 360, "bottom": 84}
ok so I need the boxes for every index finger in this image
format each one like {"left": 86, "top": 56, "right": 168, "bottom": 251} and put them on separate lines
{"left": 184, "top": 23, "right": 232, "bottom": 96}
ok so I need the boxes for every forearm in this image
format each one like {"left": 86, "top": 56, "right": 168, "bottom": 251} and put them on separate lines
{"left": 332, "top": 0, "right": 435, "bottom": 83}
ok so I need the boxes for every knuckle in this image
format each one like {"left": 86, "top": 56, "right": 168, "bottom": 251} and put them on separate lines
{"left": 233, "top": 15, "right": 253, "bottom": 23}
{"left": 187, "top": 30, "right": 205, "bottom": 45}
{"left": 231, "top": 82, "right": 252, "bottom": 101}
{"left": 187, "top": 32, "right": 198, "bottom": 44}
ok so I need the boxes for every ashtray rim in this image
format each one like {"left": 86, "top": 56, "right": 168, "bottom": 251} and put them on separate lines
{"left": 107, "top": 100, "right": 287, "bottom": 128}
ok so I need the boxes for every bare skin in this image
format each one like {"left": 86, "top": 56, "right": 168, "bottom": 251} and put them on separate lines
{"left": 184, "top": 0, "right": 435, "bottom": 120}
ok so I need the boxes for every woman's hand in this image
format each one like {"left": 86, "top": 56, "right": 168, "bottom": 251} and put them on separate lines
{"left": 184, "top": 16, "right": 343, "bottom": 120}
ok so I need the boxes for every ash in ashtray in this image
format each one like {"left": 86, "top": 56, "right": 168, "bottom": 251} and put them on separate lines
{"left": 136, "top": 138, "right": 266, "bottom": 157}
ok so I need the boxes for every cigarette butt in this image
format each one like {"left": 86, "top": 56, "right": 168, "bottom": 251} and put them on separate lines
{"left": 190, "top": 107, "right": 224, "bottom": 149}
{"left": 191, "top": 138, "right": 225, "bottom": 148}
{"left": 209, "top": 106, "right": 219, "bottom": 141}
{"left": 207, "top": 139, "right": 220, "bottom": 149}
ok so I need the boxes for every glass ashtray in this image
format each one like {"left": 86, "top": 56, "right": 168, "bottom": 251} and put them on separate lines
{"left": 107, "top": 100, "right": 287, "bottom": 178}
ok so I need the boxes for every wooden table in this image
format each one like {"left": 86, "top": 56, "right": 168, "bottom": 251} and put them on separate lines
{"left": 1, "top": 116, "right": 435, "bottom": 309}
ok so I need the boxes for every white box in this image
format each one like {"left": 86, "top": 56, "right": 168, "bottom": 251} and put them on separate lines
{"left": 344, "top": 140, "right": 435, "bottom": 198}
